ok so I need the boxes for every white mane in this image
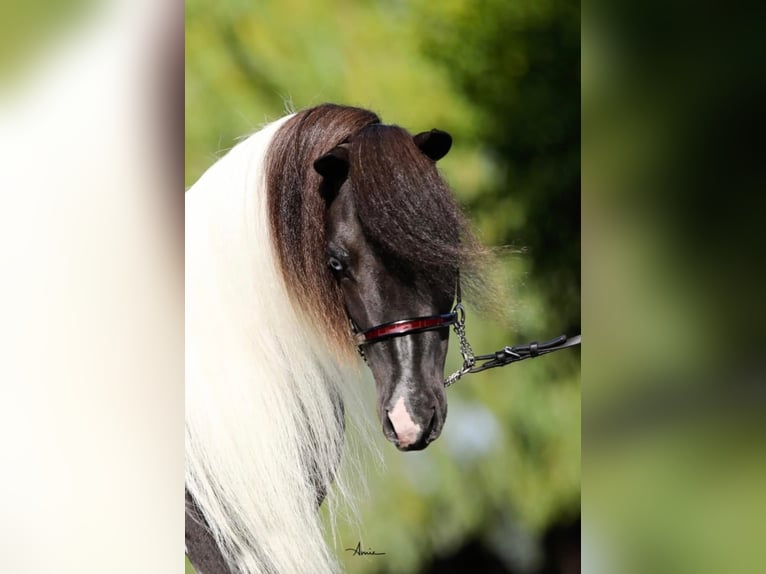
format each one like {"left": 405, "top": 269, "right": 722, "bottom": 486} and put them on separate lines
{"left": 185, "top": 116, "right": 373, "bottom": 573}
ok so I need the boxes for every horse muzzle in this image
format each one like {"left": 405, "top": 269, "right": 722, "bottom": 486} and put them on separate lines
{"left": 382, "top": 394, "right": 445, "bottom": 451}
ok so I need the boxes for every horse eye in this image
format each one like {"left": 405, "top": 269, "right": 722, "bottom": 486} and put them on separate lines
{"left": 328, "top": 256, "right": 345, "bottom": 272}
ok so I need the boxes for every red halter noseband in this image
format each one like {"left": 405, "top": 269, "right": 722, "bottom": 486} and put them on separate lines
{"left": 354, "top": 312, "right": 457, "bottom": 346}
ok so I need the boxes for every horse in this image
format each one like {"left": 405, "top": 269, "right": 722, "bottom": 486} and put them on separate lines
{"left": 185, "top": 103, "right": 487, "bottom": 574}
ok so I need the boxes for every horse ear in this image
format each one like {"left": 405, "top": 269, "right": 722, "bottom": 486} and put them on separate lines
{"left": 413, "top": 129, "right": 452, "bottom": 161}
{"left": 314, "top": 145, "right": 350, "bottom": 181}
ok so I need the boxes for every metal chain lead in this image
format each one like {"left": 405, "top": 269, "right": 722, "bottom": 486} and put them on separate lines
{"left": 444, "top": 303, "right": 475, "bottom": 387}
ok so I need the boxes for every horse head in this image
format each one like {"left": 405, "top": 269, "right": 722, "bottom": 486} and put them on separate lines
{"left": 314, "top": 124, "right": 460, "bottom": 451}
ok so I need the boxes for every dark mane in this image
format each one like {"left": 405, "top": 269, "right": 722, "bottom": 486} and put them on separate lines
{"left": 266, "top": 104, "right": 379, "bottom": 356}
{"left": 266, "top": 104, "right": 486, "bottom": 357}
{"left": 349, "top": 124, "right": 480, "bottom": 296}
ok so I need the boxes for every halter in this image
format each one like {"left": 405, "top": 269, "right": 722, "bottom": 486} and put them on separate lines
{"left": 354, "top": 313, "right": 458, "bottom": 345}
{"left": 349, "top": 274, "right": 581, "bottom": 387}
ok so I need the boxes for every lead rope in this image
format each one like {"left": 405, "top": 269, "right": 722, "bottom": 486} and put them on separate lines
{"left": 443, "top": 274, "right": 581, "bottom": 387}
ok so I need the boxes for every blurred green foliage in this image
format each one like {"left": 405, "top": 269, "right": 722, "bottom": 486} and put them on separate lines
{"left": 186, "top": 0, "right": 579, "bottom": 572}
{"left": 417, "top": 0, "right": 580, "bottom": 336}
{"left": 0, "top": 0, "right": 94, "bottom": 87}
{"left": 584, "top": 2, "right": 766, "bottom": 573}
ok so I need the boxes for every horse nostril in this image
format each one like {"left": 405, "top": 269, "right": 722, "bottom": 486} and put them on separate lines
{"left": 383, "top": 410, "right": 398, "bottom": 442}
{"left": 425, "top": 408, "right": 438, "bottom": 442}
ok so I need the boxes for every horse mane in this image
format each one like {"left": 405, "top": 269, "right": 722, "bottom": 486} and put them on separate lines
{"left": 265, "top": 104, "right": 380, "bottom": 358}
{"left": 186, "top": 112, "right": 374, "bottom": 574}
{"left": 266, "top": 104, "right": 486, "bottom": 358}
{"left": 349, "top": 124, "right": 484, "bottom": 295}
